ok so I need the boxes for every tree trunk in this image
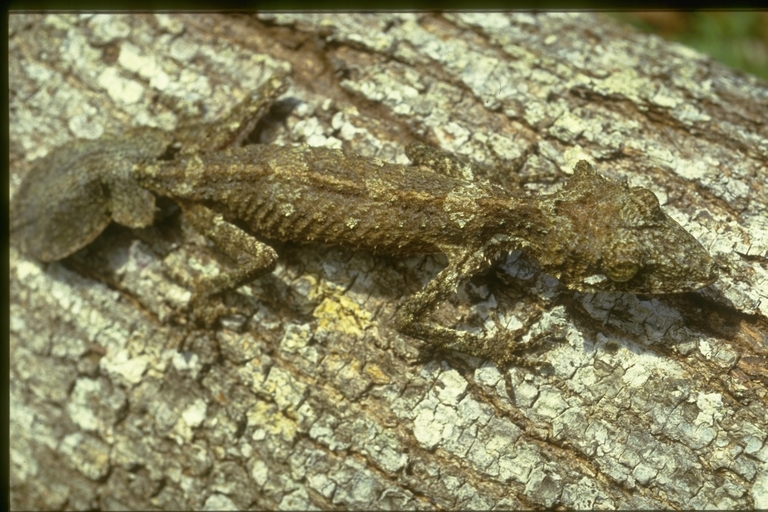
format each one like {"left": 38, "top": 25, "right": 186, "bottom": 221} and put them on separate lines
{"left": 10, "top": 13, "right": 768, "bottom": 510}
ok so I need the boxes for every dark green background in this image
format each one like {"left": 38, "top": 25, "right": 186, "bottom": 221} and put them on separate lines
{"left": 609, "top": 11, "right": 768, "bottom": 80}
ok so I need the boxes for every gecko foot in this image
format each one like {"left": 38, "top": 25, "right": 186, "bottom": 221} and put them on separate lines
{"left": 464, "top": 330, "right": 553, "bottom": 369}
{"left": 401, "top": 318, "right": 553, "bottom": 369}
{"left": 189, "top": 287, "right": 252, "bottom": 328}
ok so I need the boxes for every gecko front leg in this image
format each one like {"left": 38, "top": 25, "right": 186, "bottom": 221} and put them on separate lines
{"left": 179, "top": 202, "right": 279, "bottom": 327}
{"left": 395, "top": 245, "right": 547, "bottom": 367}
{"left": 395, "top": 247, "right": 497, "bottom": 360}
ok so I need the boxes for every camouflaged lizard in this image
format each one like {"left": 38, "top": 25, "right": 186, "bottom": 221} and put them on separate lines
{"left": 10, "top": 72, "right": 718, "bottom": 365}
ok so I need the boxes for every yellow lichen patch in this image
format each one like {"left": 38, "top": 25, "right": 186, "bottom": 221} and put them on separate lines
{"left": 246, "top": 401, "right": 298, "bottom": 443}
{"left": 313, "top": 292, "right": 373, "bottom": 337}
{"left": 364, "top": 363, "right": 391, "bottom": 385}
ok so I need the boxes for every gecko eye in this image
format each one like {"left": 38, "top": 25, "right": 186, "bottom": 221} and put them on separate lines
{"left": 630, "top": 187, "right": 661, "bottom": 216}
{"left": 605, "top": 260, "right": 641, "bottom": 282}
{"left": 604, "top": 240, "right": 643, "bottom": 282}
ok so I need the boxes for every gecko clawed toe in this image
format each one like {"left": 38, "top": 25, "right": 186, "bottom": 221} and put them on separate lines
{"left": 10, "top": 70, "right": 718, "bottom": 367}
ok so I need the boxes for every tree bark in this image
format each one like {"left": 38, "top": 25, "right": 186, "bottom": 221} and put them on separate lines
{"left": 10, "top": 13, "right": 768, "bottom": 510}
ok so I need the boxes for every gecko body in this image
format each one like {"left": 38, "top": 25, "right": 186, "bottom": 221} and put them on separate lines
{"left": 10, "top": 73, "right": 718, "bottom": 365}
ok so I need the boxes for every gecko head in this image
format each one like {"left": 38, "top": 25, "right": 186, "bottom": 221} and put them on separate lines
{"left": 541, "top": 160, "right": 718, "bottom": 294}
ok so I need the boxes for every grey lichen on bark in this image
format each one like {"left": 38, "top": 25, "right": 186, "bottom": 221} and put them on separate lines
{"left": 10, "top": 12, "right": 768, "bottom": 510}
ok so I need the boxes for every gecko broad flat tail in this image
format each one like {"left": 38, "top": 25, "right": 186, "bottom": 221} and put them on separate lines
{"left": 10, "top": 72, "right": 718, "bottom": 366}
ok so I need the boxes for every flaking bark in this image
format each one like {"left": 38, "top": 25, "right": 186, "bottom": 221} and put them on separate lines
{"left": 10, "top": 13, "right": 768, "bottom": 510}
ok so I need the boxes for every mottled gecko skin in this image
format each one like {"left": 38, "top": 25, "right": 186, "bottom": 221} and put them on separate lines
{"left": 10, "top": 72, "right": 718, "bottom": 365}
{"left": 10, "top": 73, "right": 287, "bottom": 263}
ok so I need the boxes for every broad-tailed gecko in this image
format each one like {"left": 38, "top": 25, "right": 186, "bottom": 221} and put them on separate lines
{"left": 10, "top": 71, "right": 718, "bottom": 365}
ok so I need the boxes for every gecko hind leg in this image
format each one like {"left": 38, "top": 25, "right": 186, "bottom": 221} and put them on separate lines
{"left": 176, "top": 67, "right": 291, "bottom": 154}
{"left": 180, "top": 202, "right": 279, "bottom": 327}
